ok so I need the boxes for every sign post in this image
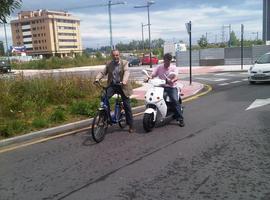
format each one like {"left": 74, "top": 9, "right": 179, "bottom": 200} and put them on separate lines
{"left": 185, "top": 21, "right": 192, "bottom": 85}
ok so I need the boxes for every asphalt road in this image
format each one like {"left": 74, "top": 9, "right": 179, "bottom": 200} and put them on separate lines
{"left": 0, "top": 72, "right": 270, "bottom": 200}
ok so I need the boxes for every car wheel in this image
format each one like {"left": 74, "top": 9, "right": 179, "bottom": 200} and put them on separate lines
{"left": 249, "top": 81, "right": 255, "bottom": 84}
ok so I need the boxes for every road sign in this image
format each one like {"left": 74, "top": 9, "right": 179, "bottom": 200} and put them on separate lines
{"left": 185, "top": 22, "right": 191, "bottom": 34}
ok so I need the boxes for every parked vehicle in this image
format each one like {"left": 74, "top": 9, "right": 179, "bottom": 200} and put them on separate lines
{"left": 141, "top": 56, "right": 159, "bottom": 65}
{"left": 0, "top": 59, "right": 11, "bottom": 73}
{"left": 128, "top": 57, "right": 141, "bottom": 67}
{"left": 141, "top": 70, "right": 183, "bottom": 132}
{"left": 248, "top": 52, "right": 270, "bottom": 84}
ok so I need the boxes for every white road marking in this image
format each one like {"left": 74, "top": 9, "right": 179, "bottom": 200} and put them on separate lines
{"left": 230, "top": 80, "right": 242, "bottom": 84}
{"left": 218, "top": 83, "right": 230, "bottom": 86}
{"left": 246, "top": 98, "right": 270, "bottom": 110}
{"left": 196, "top": 77, "right": 229, "bottom": 82}
{"left": 242, "top": 78, "right": 248, "bottom": 81}
{"left": 215, "top": 73, "right": 236, "bottom": 77}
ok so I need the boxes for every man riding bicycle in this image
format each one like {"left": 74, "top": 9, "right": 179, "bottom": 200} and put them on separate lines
{"left": 95, "top": 50, "right": 135, "bottom": 133}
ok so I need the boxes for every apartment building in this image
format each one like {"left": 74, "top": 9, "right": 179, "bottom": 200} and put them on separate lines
{"left": 11, "top": 10, "right": 82, "bottom": 58}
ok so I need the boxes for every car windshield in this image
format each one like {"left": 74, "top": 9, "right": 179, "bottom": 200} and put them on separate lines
{"left": 256, "top": 53, "right": 270, "bottom": 64}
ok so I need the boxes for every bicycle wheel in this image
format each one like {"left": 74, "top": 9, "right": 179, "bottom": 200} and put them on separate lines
{"left": 92, "top": 110, "right": 108, "bottom": 143}
{"left": 118, "top": 111, "right": 127, "bottom": 129}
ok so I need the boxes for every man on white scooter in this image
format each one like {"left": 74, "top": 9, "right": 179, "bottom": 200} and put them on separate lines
{"left": 149, "top": 53, "right": 185, "bottom": 127}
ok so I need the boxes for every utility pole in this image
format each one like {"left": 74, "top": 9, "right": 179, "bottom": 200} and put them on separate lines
{"left": 241, "top": 24, "right": 244, "bottom": 70}
{"left": 134, "top": 1, "right": 155, "bottom": 68}
{"left": 3, "top": 18, "right": 10, "bottom": 64}
{"left": 185, "top": 21, "right": 192, "bottom": 85}
{"left": 252, "top": 31, "right": 259, "bottom": 40}
{"left": 141, "top": 23, "right": 148, "bottom": 51}
{"left": 222, "top": 24, "right": 231, "bottom": 46}
{"left": 67, "top": 1, "right": 126, "bottom": 51}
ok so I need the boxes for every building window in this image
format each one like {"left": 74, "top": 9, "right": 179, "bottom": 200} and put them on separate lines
{"left": 21, "top": 22, "right": 30, "bottom": 26}
{"left": 22, "top": 28, "right": 31, "bottom": 32}
{"left": 23, "top": 41, "right": 32, "bottom": 44}
{"left": 58, "top": 32, "right": 76, "bottom": 36}
{"left": 59, "top": 45, "right": 77, "bottom": 49}
{"left": 58, "top": 26, "right": 76, "bottom": 30}
{"left": 59, "top": 39, "right": 77, "bottom": 42}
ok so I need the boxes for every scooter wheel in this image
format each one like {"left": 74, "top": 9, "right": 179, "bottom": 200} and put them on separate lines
{"left": 143, "top": 113, "right": 155, "bottom": 132}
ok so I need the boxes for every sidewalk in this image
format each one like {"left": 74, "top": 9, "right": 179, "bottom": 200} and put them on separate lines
{"left": 131, "top": 80, "right": 203, "bottom": 100}
{"left": 1, "top": 64, "right": 248, "bottom": 148}
{"left": 13, "top": 64, "right": 250, "bottom": 77}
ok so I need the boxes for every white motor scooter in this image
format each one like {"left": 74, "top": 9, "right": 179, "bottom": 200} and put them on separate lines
{"left": 142, "top": 70, "right": 183, "bottom": 132}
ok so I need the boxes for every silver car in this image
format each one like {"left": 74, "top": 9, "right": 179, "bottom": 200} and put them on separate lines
{"left": 248, "top": 52, "right": 270, "bottom": 84}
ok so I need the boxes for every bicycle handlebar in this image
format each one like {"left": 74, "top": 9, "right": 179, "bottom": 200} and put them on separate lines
{"left": 94, "top": 81, "right": 123, "bottom": 90}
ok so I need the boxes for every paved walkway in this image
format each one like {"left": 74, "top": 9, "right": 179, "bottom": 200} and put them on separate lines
{"left": 131, "top": 80, "right": 203, "bottom": 100}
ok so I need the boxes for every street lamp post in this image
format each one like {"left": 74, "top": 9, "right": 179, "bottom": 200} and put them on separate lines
{"left": 3, "top": 18, "right": 10, "bottom": 64}
{"left": 251, "top": 31, "right": 259, "bottom": 40}
{"left": 67, "top": 1, "right": 126, "bottom": 51}
{"left": 185, "top": 21, "right": 192, "bottom": 85}
{"left": 223, "top": 24, "right": 231, "bottom": 47}
{"left": 141, "top": 23, "right": 148, "bottom": 51}
{"left": 241, "top": 24, "right": 244, "bottom": 70}
{"left": 134, "top": 1, "right": 155, "bottom": 68}
{"left": 108, "top": 1, "right": 126, "bottom": 50}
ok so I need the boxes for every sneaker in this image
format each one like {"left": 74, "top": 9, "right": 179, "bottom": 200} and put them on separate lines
{"left": 178, "top": 120, "right": 185, "bottom": 127}
{"left": 128, "top": 126, "right": 135, "bottom": 133}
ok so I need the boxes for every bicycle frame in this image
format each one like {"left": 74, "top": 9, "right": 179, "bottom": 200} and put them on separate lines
{"left": 98, "top": 84, "right": 123, "bottom": 124}
{"left": 92, "top": 82, "right": 127, "bottom": 143}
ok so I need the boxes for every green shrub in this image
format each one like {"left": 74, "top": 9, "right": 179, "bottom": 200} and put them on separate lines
{"left": 0, "top": 73, "right": 140, "bottom": 138}
{"left": 130, "top": 98, "right": 139, "bottom": 107}
{"left": 0, "top": 120, "right": 27, "bottom": 138}
{"left": 70, "top": 100, "right": 98, "bottom": 116}
{"left": 11, "top": 55, "right": 107, "bottom": 70}
{"left": 32, "top": 117, "right": 48, "bottom": 129}
{"left": 50, "top": 106, "right": 66, "bottom": 123}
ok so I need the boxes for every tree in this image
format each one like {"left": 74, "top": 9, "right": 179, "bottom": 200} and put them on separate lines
{"left": 198, "top": 35, "right": 208, "bottom": 48}
{"left": 0, "top": 0, "right": 22, "bottom": 23}
{"left": 0, "top": 41, "right": 4, "bottom": 56}
{"left": 229, "top": 31, "right": 239, "bottom": 46}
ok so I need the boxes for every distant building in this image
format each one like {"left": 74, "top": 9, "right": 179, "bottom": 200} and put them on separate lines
{"left": 10, "top": 10, "right": 82, "bottom": 58}
{"left": 263, "top": 0, "right": 270, "bottom": 42}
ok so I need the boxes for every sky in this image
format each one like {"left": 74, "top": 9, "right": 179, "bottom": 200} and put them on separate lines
{"left": 0, "top": 0, "right": 263, "bottom": 49}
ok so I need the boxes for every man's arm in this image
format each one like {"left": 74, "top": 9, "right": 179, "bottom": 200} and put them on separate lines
{"left": 122, "top": 60, "right": 130, "bottom": 85}
{"left": 150, "top": 66, "right": 159, "bottom": 78}
{"left": 95, "top": 64, "right": 108, "bottom": 81}
{"left": 167, "top": 68, "right": 179, "bottom": 84}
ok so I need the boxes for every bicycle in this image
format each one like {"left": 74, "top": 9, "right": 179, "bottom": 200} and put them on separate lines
{"left": 91, "top": 82, "right": 126, "bottom": 143}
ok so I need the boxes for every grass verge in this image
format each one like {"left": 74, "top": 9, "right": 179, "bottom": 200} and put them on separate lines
{"left": 0, "top": 74, "right": 143, "bottom": 139}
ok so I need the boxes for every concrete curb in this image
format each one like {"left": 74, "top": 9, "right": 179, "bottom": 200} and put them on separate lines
{"left": 0, "top": 84, "right": 205, "bottom": 148}
{"left": 0, "top": 105, "right": 146, "bottom": 148}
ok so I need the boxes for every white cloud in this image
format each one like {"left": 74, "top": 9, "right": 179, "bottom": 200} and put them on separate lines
{"left": 0, "top": 3, "right": 262, "bottom": 49}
